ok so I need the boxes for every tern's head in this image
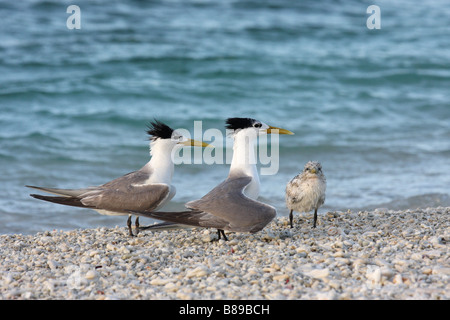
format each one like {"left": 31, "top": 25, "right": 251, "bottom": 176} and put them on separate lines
{"left": 225, "top": 117, "right": 294, "bottom": 138}
{"left": 303, "top": 161, "right": 324, "bottom": 176}
{"left": 146, "top": 120, "right": 210, "bottom": 153}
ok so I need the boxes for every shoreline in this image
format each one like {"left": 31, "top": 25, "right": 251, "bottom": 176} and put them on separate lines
{"left": 1, "top": 207, "right": 448, "bottom": 300}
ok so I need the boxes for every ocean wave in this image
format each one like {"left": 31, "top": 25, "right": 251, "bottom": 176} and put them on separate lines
{"left": 30, "top": 108, "right": 147, "bottom": 126}
{"left": 360, "top": 193, "right": 450, "bottom": 211}
{"left": 341, "top": 69, "right": 450, "bottom": 85}
{"left": 0, "top": 131, "right": 63, "bottom": 144}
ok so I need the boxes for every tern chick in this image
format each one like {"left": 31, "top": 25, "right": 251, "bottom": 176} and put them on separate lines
{"left": 285, "top": 161, "right": 326, "bottom": 228}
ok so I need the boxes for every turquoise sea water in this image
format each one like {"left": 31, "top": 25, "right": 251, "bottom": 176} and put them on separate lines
{"left": 1, "top": 0, "right": 449, "bottom": 234}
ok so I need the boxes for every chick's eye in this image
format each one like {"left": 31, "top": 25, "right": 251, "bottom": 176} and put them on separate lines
{"left": 254, "top": 123, "right": 262, "bottom": 128}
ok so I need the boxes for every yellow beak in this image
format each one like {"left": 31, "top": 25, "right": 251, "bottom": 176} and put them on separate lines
{"left": 180, "top": 139, "right": 213, "bottom": 148}
{"left": 310, "top": 168, "right": 317, "bottom": 174}
{"left": 266, "top": 126, "right": 294, "bottom": 135}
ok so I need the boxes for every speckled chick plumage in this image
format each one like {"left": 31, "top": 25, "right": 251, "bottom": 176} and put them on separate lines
{"left": 285, "top": 161, "right": 326, "bottom": 228}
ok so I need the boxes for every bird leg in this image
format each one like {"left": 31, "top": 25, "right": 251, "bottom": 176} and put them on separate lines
{"left": 135, "top": 217, "right": 140, "bottom": 235}
{"left": 313, "top": 208, "right": 318, "bottom": 228}
{"left": 289, "top": 209, "right": 293, "bottom": 228}
{"left": 127, "top": 215, "right": 135, "bottom": 237}
{"left": 217, "top": 229, "right": 228, "bottom": 241}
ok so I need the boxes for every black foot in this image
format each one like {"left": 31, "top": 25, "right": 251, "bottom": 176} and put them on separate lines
{"left": 217, "top": 229, "right": 228, "bottom": 241}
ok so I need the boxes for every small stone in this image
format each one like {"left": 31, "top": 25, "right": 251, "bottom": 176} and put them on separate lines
{"left": 273, "top": 274, "right": 289, "bottom": 281}
{"left": 366, "top": 266, "right": 381, "bottom": 284}
{"left": 167, "top": 267, "right": 181, "bottom": 275}
{"left": 47, "top": 260, "right": 59, "bottom": 271}
{"left": 186, "top": 266, "right": 209, "bottom": 278}
{"left": 422, "top": 268, "right": 433, "bottom": 275}
{"left": 305, "top": 268, "right": 330, "bottom": 279}
{"left": 295, "top": 245, "right": 308, "bottom": 253}
{"left": 392, "top": 274, "right": 403, "bottom": 284}
{"left": 164, "top": 282, "right": 179, "bottom": 292}
{"left": 89, "top": 250, "right": 99, "bottom": 257}
{"left": 261, "top": 230, "right": 276, "bottom": 241}
{"left": 150, "top": 278, "right": 172, "bottom": 286}
{"left": 201, "top": 234, "right": 214, "bottom": 242}
{"left": 380, "top": 266, "right": 395, "bottom": 278}
{"left": 432, "top": 267, "right": 450, "bottom": 275}
{"left": 176, "top": 292, "right": 194, "bottom": 300}
{"left": 85, "top": 270, "right": 97, "bottom": 280}
{"left": 327, "top": 227, "right": 339, "bottom": 236}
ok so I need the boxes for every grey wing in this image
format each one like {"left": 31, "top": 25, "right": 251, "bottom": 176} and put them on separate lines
{"left": 28, "top": 169, "right": 171, "bottom": 213}
{"left": 131, "top": 176, "right": 276, "bottom": 233}
{"left": 80, "top": 182, "right": 171, "bottom": 213}
{"left": 185, "top": 176, "right": 276, "bottom": 233}
{"left": 25, "top": 170, "right": 147, "bottom": 198}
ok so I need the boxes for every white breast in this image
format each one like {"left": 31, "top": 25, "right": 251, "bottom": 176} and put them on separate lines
{"left": 286, "top": 176, "right": 326, "bottom": 213}
{"left": 243, "top": 175, "right": 260, "bottom": 200}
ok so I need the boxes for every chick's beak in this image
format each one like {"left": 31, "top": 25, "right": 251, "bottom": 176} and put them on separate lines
{"left": 180, "top": 139, "right": 213, "bottom": 148}
{"left": 266, "top": 126, "right": 294, "bottom": 135}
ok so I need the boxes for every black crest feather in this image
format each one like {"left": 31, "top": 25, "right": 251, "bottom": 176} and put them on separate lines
{"left": 146, "top": 120, "right": 174, "bottom": 140}
{"left": 225, "top": 118, "right": 257, "bottom": 130}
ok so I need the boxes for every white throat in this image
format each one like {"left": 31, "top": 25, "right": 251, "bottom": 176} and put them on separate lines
{"left": 145, "top": 140, "right": 175, "bottom": 184}
{"left": 229, "top": 130, "right": 260, "bottom": 199}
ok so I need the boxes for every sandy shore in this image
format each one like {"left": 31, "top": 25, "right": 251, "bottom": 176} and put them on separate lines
{"left": 0, "top": 207, "right": 448, "bottom": 300}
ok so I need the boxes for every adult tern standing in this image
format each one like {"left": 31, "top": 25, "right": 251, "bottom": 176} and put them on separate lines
{"left": 27, "top": 120, "right": 210, "bottom": 236}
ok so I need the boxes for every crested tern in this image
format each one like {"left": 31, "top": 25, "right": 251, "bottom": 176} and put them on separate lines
{"left": 132, "top": 117, "right": 294, "bottom": 240}
{"left": 285, "top": 161, "right": 326, "bottom": 228}
{"left": 27, "top": 120, "right": 210, "bottom": 236}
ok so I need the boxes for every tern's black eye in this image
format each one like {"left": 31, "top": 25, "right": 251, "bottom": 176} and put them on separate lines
{"left": 254, "top": 123, "right": 262, "bottom": 128}
{"left": 172, "top": 135, "right": 182, "bottom": 141}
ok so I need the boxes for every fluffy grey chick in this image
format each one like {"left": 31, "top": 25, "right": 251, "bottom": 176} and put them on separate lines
{"left": 285, "top": 161, "right": 326, "bottom": 228}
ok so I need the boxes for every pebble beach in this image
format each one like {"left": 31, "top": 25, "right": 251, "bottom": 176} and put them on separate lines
{"left": 0, "top": 207, "right": 448, "bottom": 300}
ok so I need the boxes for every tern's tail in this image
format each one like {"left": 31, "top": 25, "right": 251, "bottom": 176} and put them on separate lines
{"left": 128, "top": 209, "right": 209, "bottom": 228}
{"left": 26, "top": 185, "right": 94, "bottom": 197}
{"left": 138, "top": 221, "right": 192, "bottom": 231}
{"left": 29, "top": 194, "right": 90, "bottom": 208}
